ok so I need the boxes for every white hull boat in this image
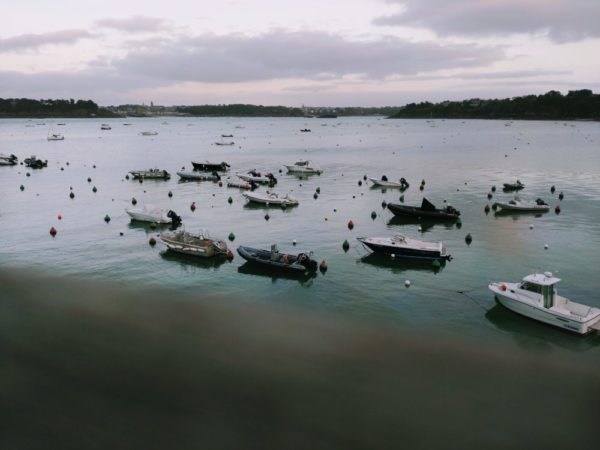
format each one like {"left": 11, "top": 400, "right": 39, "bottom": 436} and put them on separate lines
{"left": 47, "top": 134, "right": 64, "bottom": 141}
{"left": 226, "top": 177, "right": 252, "bottom": 189}
{"left": 489, "top": 272, "right": 600, "bottom": 334}
{"left": 495, "top": 198, "right": 549, "bottom": 212}
{"left": 237, "top": 172, "right": 277, "bottom": 184}
{"left": 160, "top": 230, "right": 228, "bottom": 258}
{"left": 177, "top": 171, "right": 220, "bottom": 181}
{"left": 129, "top": 169, "right": 170, "bottom": 179}
{"left": 100, "top": 124, "right": 112, "bottom": 130}
{"left": 285, "top": 160, "right": 322, "bottom": 174}
{"left": 357, "top": 235, "right": 450, "bottom": 260}
{"left": 0, "top": 153, "right": 18, "bottom": 166}
{"left": 243, "top": 191, "right": 298, "bottom": 206}
{"left": 215, "top": 141, "right": 234, "bottom": 146}
{"left": 369, "top": 177, "right": 409, "bottom": 188}
{"left": 140, "top": 131, "right": 158, "bottom": 136}
{"left": 126, "top": 206, "right": 178, "bottom": 224}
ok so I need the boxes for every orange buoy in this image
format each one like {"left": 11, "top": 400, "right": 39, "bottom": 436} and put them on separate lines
{"left": 319, "top": 260, "right": 328, "bottom": 273}
{"left": 190, "top": 201, "right": 196, "bottom": 211}
{"left": 49, "top": 227, "right": 57, "bottom": 237}
{"left": 347, "top": 220, "right": 354, "bottom": 230}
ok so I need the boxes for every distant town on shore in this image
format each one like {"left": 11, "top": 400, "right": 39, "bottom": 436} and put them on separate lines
{"left": 0, "top": 89, "right": 598, "bottom": 120}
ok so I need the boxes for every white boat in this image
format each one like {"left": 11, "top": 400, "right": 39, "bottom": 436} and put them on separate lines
{"left": 100, "top": 124, "right": 112, "bottom": 130}
{"left": 226, "top": 176, "right": 253, "bottom": 190}
{"left": 177, "top": 171, "right": 220, "bottom": 181}
{"left": 215, "top": 141, "right": 235, "bottom": 146}
{"left": 243, "top": 191, "right": 298, "bottom": 206}
{"left": 357, "top": 235, "right": 450, "bottom": 261}
{"left": 47, "top": 133, "right": 64, "bottom": 141}
{"left": 126, "top": 206, "right": 180, "bottom": 224}
{"left": 495, "top": 197, "right": 549, "bottom": 212}
{"left": 140, "top": 131, "right": 158, "bottom": 136}
{"left": 0, "top": 153, "right": 18, "bottom": 166}
{"left": 129, "top": 168, "right": 171, "bottom": 179}
{"left": 237, "top": 171, "right": 277, "bottom": 184}
{"left": 489, "top": 272, "right": 600, "bottom": 335}
{"left": 160, "top": 230, "right": 228, "bottom": 258}
{"left": 369, "top": 177, "right": 409, "bottom": 189}
{"left": 284, "top": 160, "right": 322, "bottom": 174}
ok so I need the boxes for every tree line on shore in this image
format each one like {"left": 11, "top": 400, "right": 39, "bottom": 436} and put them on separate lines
{"left": 389, "top": 90, "right": 600, "bottom": 120}
{"left": 0, "top": 98, "right": 116, "bottom": 118}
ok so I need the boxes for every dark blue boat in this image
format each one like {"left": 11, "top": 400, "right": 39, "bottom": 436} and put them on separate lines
{"left": 237, "top": 245, "right": 317, "bottom": 273}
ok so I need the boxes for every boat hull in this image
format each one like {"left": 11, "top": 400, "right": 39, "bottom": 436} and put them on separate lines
{"left": 237, "top": 246, "right": 314, "bottom": 273}
{"left": 495, "top": 202, "right": 549, "bottom": 212}
{"left": 357, "top": 238, "right": 448, "bottom": 261}
{"left": 191, "top": 161, "right": 230, "bottom": 172}
{"left": 243, "top": 192, "right": 298, "bottom": 206}
{"left": 177, "top": 171, "right": 220, "bottom": 181}
{"left": 387, "top": 203, "right": 459, "bottom": 221}
{"left": 126, "top": 210, "right": 171, "bottom": 224}
{"left": 160, "top": 234, "right": 228, "bottom": 258}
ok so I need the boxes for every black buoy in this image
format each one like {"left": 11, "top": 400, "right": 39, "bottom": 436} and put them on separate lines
{"left": 190, "top": 201, "right": 196, "bottom": 211}
{"left": 168, "top": 191, "right": 173, "bottom": 198}
{"left": 132, "top": 197, "right": 137, "bottom": 205}
{"left": 49, "top": 227, "right": 57, "bottom": 237}
{"left": 492, "top": 203, "right": 498, "bottom": 211}
{"left": 104, "top": 214, "right": 111, "bottom": 223}
{"left": 358, "top": 180, "right": 362, "bottom": 186}
{"left": 87, "top": 177, "right": 92, "bottom": 183}
{"left": 559, "top": 192, "right": 564, "bottom": 201}
{"left": 228, "top": 196, "right": 233, "bottom": 204}
{"left": 381, "top": 200, "right": 387, "bottom": 208}
{"left": 264, "top": 213, "right": 270, "bottom": 221}
{"left": 69, "top": 192, "right": 75, "bottom": 199}
{"left": 342, "top": 240, "right": 350, "bottom": 252}
{"left": 371, "top": 211, "right": 377, "bottom": 220}
{"left": 316, "top": 187, "right": 320, "bottom": 194}
{"left": 465, "top": 233, "right": 472, "bottom": 245}
{"left": 20, "top": 184, "right": 24, "bottom": 191}
{"left": 313, "top": 193, "right": 318, "bottom": 199}
{"left": 92, "top": 186, "right": 97, "bottom": 193}
{"left": 149, "top": 237, "right": 156, "bottom": 246}
{"left": 363, "top": 175, "right": 367, "bottom": 181}
{"left": 319, "top": 260, "right": 328, "bottom": 273}
{"left": 491, "top": 185, "right": 496, "bottom": 192}
{"left": 125, "top": 175, "right": 130, "bottom": 180}
{"left": 487, "top": 192, "right": 492, "bottom": 200}
{"left": 484, "top": 204, "right": 490, "bottom": 214}
{"left": 551, "top": 185, "right": 556, "bottom": 194}
{"left": 228, "top": 232, "right": 235, "bottom": 241}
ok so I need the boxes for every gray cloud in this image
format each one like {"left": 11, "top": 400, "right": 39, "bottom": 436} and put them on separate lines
{"left": 374, "top": 0, "right": 600, "bottom": 43}
{"left": 95, "top": 15, "right": 169, "bottom": 33}
{"left": 114, "top": 30, "right": 504, "bottom": 82}
{"left": 0, "top": 30, "right": 94, "bottom": 52}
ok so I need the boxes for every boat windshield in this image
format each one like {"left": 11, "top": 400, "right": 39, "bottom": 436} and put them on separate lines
{"left": 520, "top": 282, "right": 542, "bottom": 294}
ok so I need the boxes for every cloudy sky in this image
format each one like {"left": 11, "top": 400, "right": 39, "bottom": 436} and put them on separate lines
{"left": 1, "top": 0, "right": 599, "bottom": 106}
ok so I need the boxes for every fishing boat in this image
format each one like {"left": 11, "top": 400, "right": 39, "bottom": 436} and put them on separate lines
{"left": 191, "top": 161, "right": 230, "bottom": 172}
{"left": 357, "top": 235, "right": 451, "bottom": 261}
{"left": 489, "top": 272, "right": 600, "bottom": 335}
{"left": 300, "top": 129, "right": 311, "bottom": 132}
{"left": 160, "top": 230, "right": 228, "bottom": 258}
{"left": 221, "top": 134, "right": 233, "bottom": 138}
{"left": 215, "top": 140, "right": 235, "bottom": 146}
{"left": 177, "top": 171, "right": 221, "bottom": 181}
{"left": 237, "top": 245, "right": 318, "bottom": 273}
{"left": 387, "top": 198, "right": 460, "bottom": 221}
{"left": 503, "top": 180, "right": 525, "bottom": 191}
{"left": 47, "top": 133, "right": 64, "bottom": 141}
{"left": 226, "top": 176, "right": 254, "bottom": 190}
{"left": 369, "top": 176, "right": 409, "bottom": 189}
{"left": 100, "top": 124, "right": 112, "bottom": 130}
{"left": 284, "top": 160, "right": 322, "bottom": 174}
{"left": 129, "top": 169, "right": 171, "bottom": 179}
{"left": 495, "top": 197, "right": 549, "bottom": 213}
{"left": 237, "top": 171, "right": 277, "bottom": 185}
{"left": 243, "top": 191, "right": 298, "bottom": 206}
{"left": 24, "top": 155, "right": 47, "bottom": 169}
{"left": 0, "top": 153, "right": 18, "bottom": 166}
{"left": 126, "top": 207, "right": 181, "bottom": 225}
{"left": 140, "top": 131, "right": 158, "bottom": 136}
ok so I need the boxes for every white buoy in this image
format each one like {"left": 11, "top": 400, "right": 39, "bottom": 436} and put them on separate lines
{"left": 405, "top": 280, "right": 411, "bottom": 287}
{"left": 529, "top": 224, "right": 534, "bottom": 229}
{"left": 293, "top": 239, "right": 297, "bottom": 246}
{"left": 544, "top": 244, "right": 549, "bottom": 250}
{"left": 391, "top": 254, "right": 395, "bottom": 259}
{"left": 418, "top": 226, "right": 422, "bottom": 232}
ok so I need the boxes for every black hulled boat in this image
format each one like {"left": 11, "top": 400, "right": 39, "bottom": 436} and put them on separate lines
{"left": 387, "top": 198, "right": 460, "bottom": 221}
{"left": 237, "top": 245, "right": 317, "bottom": 274}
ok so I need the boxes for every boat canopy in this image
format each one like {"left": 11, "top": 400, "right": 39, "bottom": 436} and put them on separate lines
{"left": 523, "top": 273, "right": 561, "bottom": 286}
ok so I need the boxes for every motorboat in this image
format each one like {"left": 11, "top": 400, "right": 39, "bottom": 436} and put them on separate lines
{"left": 24, "top": 155, "right": 47, "bottom": 169}
{"left": 237, "top": 170, "right": 277, "bottom": 185}
{"left": 489, "top": 272, "right": 600, "bottom": 335}
{"left": 177, "top": 171, "right": 221, "bottom": 181}
{"left": 284, "top": 160, "right": 322, "bottom": 175}
{"left": 495, "top": 197, "right": 549, "bottom": 213}
{"left": 47, "top": 133, "right": 64, "bottom": 141}
{"left": 160, "top": 230, "right": 228, "bottom": 258}
{"left": 126, "top": 207, "right": 181, "bottom": 225}
{"left": 191, "top": 161, "right": 230, "bottom": 172}
{"left": 140, "top": 131, "right": 158, "bottom": 136}
{"left": 300, "top": 128, "right": 311, "bottom": 132}
{"left": 503, "top": 180, "right": 525, "bottom": 191}
{"left": 226, "top": 176, "right": 254, "bottom": 190}
{"left": 237, "top": 245, "right": 318, "bottom": 273}
{"left": 215, "top": 140, "right": 234, "bottom": 146}
{"left": 100, "top": 124, "right": 112, "bottom": 130}
{"left": 129, "top": 169, "right": 171, "bottom": 179}
{"left": 387, "top": 198, "right": 460, "bottom": 221}
{"left": 221, "top": 134, "right": 233, "bottom": 138}
{"left": 0, "top": 153, "right": 18, "bottom": 166}
{"left": 369, "top": 176, "right": 409, "bottom": 189}
{"left": 243, "top": 190, "right": 298, "bottom": 206}
{"left": 357, "top": 235, "right": 451, "bottom": 261}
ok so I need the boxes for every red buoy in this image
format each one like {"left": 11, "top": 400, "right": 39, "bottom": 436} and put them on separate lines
{"left": 149, "top": 237, "right": 156, "bottom": 246}
{"left": 319, "top": 260, "right": 328, "bottom": 273}
{"left": 57, "top": 214, "right": 62, "bottom": 220}
{"left": 226, "top": 250, "right": 234, "bottom": 261}
{"left": 555, "top": 205, "right": 561, "bottom": 214}
{"left": 347, "top": 220, "right": 354, "bottom": 230}
{"left": 190, "top": 201, "right": 196, "bottom": 212}
{"left": 49, "top": 227, "right": 57, "bottom": 237}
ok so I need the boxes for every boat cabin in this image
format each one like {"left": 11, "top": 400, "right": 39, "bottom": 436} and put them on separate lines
{"left": 520, "top": 272, "right": 561, "bottom": 308}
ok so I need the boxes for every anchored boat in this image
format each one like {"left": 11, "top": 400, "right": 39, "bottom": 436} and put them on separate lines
{"left": 126, "top": 207, "right": 181, "bottom": 225}
{"left": 284, "top": 160, "right": 322, "bottom": 175}
{"left": 357, "top": 235, "right": 450, "bottom": 261}
{"left": 369, "top": 176, "right": 409, "bottom": 189}
{"left": 191, "top": 161, "right": 230, "bottom": 172}
{"left": 24, "top": 155, "right": 47, "bottom": 169}
{"left": 237, "top": 245, "right": 318, "bottom": 274}
{"left": 0, "top": 153, "right": 18, "bottom": 166}
{"left": 243, "top": 191, "right": 298, "bottom": 206}
{"left": 160, "top": 230, "right": 228, "bottom": 258}
{"left": 237, "top": 170, "right": 277, "bottom": 185}
{"left": 387, "top": 198, "right": 460, "bottom": 221}
{"left": 503, "top": 180, "right": 525, "bottom": 191}
{"left": 129, "top": 169, "right": 170, "bottom": 179}
{"left": 489, "top": 272, "right": 600, "bottom": 334}
{"left": 495, "top": 197, "right": 549, "bottom": 213}
{"left": 177, "top": 171, "right": 221, "bottom": 181}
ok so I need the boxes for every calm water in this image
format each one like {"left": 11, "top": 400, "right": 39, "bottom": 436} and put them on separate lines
{"left": 2, "top": 117, "right": 600, "bottom": 354}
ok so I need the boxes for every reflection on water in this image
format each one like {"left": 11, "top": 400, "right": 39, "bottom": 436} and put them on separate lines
{"left": 359, "top": 253, "right": 445, "bottom": 275}
{"left": 493, "top": 210, "right": 547, "bottom": 219}
{"left": 237, "top": 262, "right": 317, "bottom": 286}
{"left": 387, "top": 216, "right": 457, "bottom": 234}
{"left": 485, "top": 304, "right": 600, "bottom": 352}
{"left": 127, "top": 220, "right": 181, "bottom": 234}
{"left": 160, "top": 250, "right": 228, "bottom": 270}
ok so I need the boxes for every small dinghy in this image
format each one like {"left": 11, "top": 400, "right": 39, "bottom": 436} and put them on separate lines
{"left": 215, "top": 141, "right": 235, "bottom": 146}
{"left": 47, "top": 133, "right": 64, "bottom": 141}
{"left": 387, "top": 198, "right": 460, "bottom": 221}
{"left": 495, "top": 197, "right": 549, "bottom": 213}
{"left": 243, "top": 190, "right": 298, "bottom": 206}
{"left": 177, "top": 171, "right": 221, "bottom": 181}
{"left": 284, "top": 160, "right": 322, "bottom": 174}
{"left": 221, "top": 134, "right": 233, "bottom": 138}
{"left": 100, "top": 124, "right": 111, "bottom": 130}
{"left": 129, "top": 168, "right": 170, "bottom": 179}
{"left": 160, "top": 230, "right": 228, "bottom": 258}
{"left": 237, "top": 170, "right": 277, "bottom": 185}
{"left": 191, "top": 161, "right": 230, "bottom": 172}
{"left": 369, "top": 176, "right": 409, "bottom": 189}
{"left": 226, "top": 176, "right": 255, "bottom": 190}
{"left": 0, "top": 153, "right": 18, "bottom": 166}
{"left": 503, "top": 180, "right": 525, "bottom": 191}
{"left": 24, "top": 155, "right": 48, "bottom": 169}
{"left": 126, "top": 207, "right": 181, "bottom": 225}
{"left": 357, "top": 235, "right": 451, "bottom": 261}
{"left": 140, "top": 131, "right": 158, "bottom": 136}
{"left": 489, "top": 272, "right": 600, "bottom": 335}
{"left": 237, "top": 245, "right": 318, "bottom": 274}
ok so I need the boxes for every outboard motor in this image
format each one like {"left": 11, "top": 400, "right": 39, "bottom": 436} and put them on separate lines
{"left": 167, "top": 210, "right": 182, "bottom": 226}
{"left": 249, "top": 180, "right": 258, "bottom": 191}
{"left": 212, "top": 171, "right": 221, "bottom": 181}
{"left": 381, "top": 175, "right": 388, "bottom": 182}
{"left": 267, "top": 173, "right": 278, "bottom": 186}
{"left": 249, "top": 169, "right": 261, "bottom": 177}
{"left": 535, "top": 198, "right": 548, "bottom": 206}
{"left": 400, "top": 177, "right": 410, "bottom": 189}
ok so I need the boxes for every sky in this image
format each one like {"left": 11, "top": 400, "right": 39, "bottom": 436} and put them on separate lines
{"left": 1, "top": 0, "right": 599, "bottom": 106}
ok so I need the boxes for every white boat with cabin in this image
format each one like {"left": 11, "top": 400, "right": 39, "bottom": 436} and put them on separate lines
{"left": 489, "top": 272, "right": 600, "bottom": 334}
{"left": 284, "top": 160, "right": 322, "bottom": 174}
{"left": 243, "top": 191, "right": 298, "bottom": 206}
{"left": 495, "top": 197, "right": 549, "bottom": 213}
